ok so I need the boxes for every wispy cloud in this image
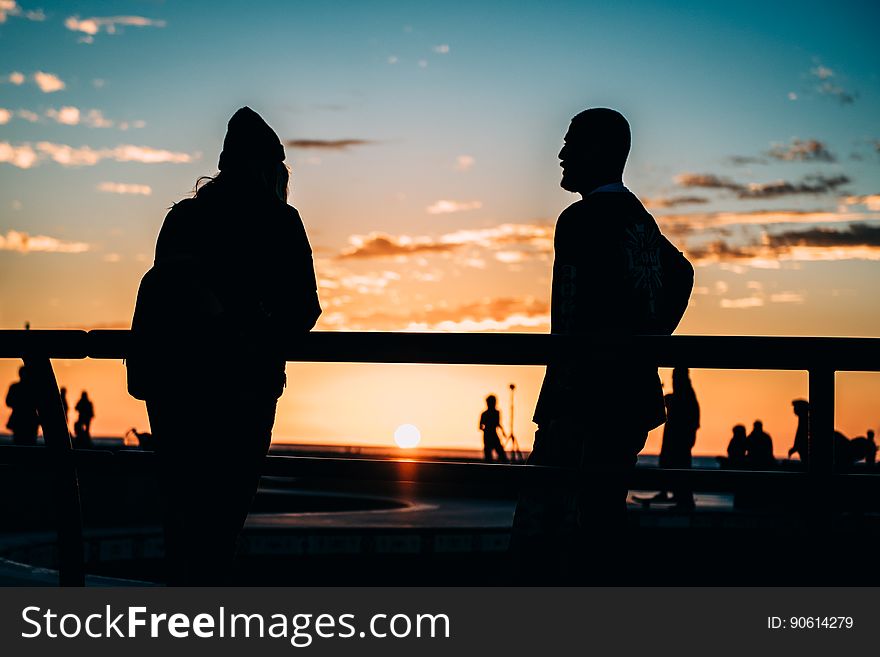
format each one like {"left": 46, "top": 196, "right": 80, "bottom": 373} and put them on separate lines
{"left": 320, "top": 295, "right": 549, "bottom": 332}
{"left": 43, "top": 106, "right": 140, "bottom": 129}
{"left": 685, "top": 223, "right": 880, "bottom": 267}
{"left": 64, "top": 15, "right": 167, "bottom": 43}
{"left": 96, "top": 182, "right": 152, "bottom": 196}
{"left": 0, "top": 229, "right": 89, "bottom": 254}
{"left": 338, "top": 223, "right": 553, "bottom": 261}
{"left": 642, "top": 195, "right": 708, "bottom": 209}
{"left": 33, "top": 71, "right": 65, "bottom": 93}
{"left": 767, "top": 139, "right": 835, "bottom": 162}
{"left": 426, "top": 199, "right": 482, "bottom": 214}
{"left": 0, "top": 1, "right": 45, "bottom": 23}
{"left": 809, "top": 62, "right": 856, "bottom": 104}
{"left": 675, "top": 172, "right": 850, "bottom": 198}
{"left": 284, "top": 138, "right": 376, "bottom": 151}
{"left": 0, "top": 141, "right": 196, "bottom": 168}
{"left": 432, "top": 44, "right": 450, "bottom": 54}
{"left": 840, "top": 194, "right": 880, "bottom": 212}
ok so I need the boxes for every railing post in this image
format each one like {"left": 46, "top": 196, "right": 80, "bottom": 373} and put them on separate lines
{"left": 22, "top": 354, "right": 85, "bottom": 586}
{"left": 807, "top": 367, "right": 835, "bottom": 475}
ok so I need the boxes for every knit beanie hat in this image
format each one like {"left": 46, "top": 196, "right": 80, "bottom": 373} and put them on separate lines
{"left": 218, "top": 106, "right": 285, "bottom": 171}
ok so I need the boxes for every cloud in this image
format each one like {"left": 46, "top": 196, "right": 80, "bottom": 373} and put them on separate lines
{"left": 675, "top": 171, "right": 850, "bottom": 198}
{"left": 17, "top": 109, "right": 38, "bottom": 122}
{"left": 767, "top": 139, "right": 835, "bottom": 163}
{"left": 0, "top": 142, "right": 38, "bottom": 168}
{"left": 0, "top": 141, "right": 196, "bottom": 168}
{"left": 46, "top": 106, "right": 80, "bottom": 125}
{"left": 433, "top": 44, "right": 450, "bottom": 54}
{"left": 685, "top": 223, "right": 880, "bottom": 267}
{"left": 44, "top": 107, "right": 127, "bottom": 129}
{"left": 0, "top": 1, "right": 45, "bottom": 23}
{"left": 64, "top": 15, "right": 167, "bottom": 40}
{"left": 0, "top": 229, "right": 89, "bottom": 254}
{"left": 840, "top": 194, "right": 880, "bottom": 212}
{"left": 96, "top": 182, "right": 152, "bottom": 196}
{"left": 657, "top": 207, "right": 880, "bottom": 233}
{"left": 7, "top": 71, "right": 25, "bottom": 85}
{"left": 809, "top": 62, "right": 856, "bottom": 104}
{"left": 33, "top": 71, "right": 65, "bottom": 93}
{"left": 0, "top": 108, "right": 11, "bottom": 124}
{"left": 455, "top": 154, "right": 475, "bottom": 171}
{"left": 426, "top": 199, "right": 482, "bottom": 214}
{"left": 641, "top": 195, "right": 708, "bottom": 209}
{"left": 338, "top": 233, "right": 458, "bottom": 259}
{"left": 338, "top": 222, "right": 553, "bottom": 261}
{"left": 284, "top": 138, "right": 375, "bottom": 151}
{"left": 768, "top": 223, "right": 880, "bottom": 249}
{"left": 674, "top": 173, "right": 741, "bottom": 192}
{"left": 720, "top": 296, "right": 764, "bottom": 309}
{"left": 322, "top": 296, "right": 550, "bottom": 332}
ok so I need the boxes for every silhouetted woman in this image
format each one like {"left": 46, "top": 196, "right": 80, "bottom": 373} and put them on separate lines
{"left": 129, "top": 107, "right": 321, "bottom": 585}
{"left": 657, "top": 367, "right": 700, "bottom": 509}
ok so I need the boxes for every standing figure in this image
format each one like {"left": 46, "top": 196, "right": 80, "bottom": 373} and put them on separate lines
{"left": 73, "top": 391, "right": 94, "bottom": 448}
{"left": 128, "top": 107, "right": 321, "bottom": 585}
{"left": 657, "top": 367, "right": 700, "bottom": 509}
{"left": 745, "top": 420, "right": 775, "bottom": 468}
{"left": 511, "top": 108, "right": 694, "bottom": 581}
{"left": 726, "top": 424, "right": 748, "bottom": 465}
{"left": 5, "top": 366, "right": 39, "bottom": 446}
{"left": 479, "top": 395, "right": 508, "bottom": 462}
{"left": 59, "top": 386, "right": 69, "bottom": 430}
{"left": 788, "top": 399, "right": 809, "bottom": 464}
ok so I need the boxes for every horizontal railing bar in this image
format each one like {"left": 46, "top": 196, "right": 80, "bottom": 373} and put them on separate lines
{"left": 1, "top": 446, "right": 878, "bottom": 494}
{"left": 2, "top": 330, "right": 880, "bottom": 371}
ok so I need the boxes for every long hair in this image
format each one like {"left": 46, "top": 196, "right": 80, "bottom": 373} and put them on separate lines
{"left": 193, "top": 162, "right": 290, "bottom": 202}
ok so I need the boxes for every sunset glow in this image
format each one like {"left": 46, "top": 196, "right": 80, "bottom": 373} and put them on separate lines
{"left": 1, "top": 1, "right": 878, "bottom": 458}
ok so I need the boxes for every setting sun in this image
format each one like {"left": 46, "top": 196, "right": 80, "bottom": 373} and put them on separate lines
{"left": 393, "top": 424, "right": 421, "bottom": 449}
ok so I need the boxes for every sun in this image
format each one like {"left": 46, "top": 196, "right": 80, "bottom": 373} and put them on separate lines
{"left": 394, "top": 424, "right": 421, "bottom": 449}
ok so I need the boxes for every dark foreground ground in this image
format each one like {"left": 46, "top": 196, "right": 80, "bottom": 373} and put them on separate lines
{"left": 1, "top": 452, "right": 878, "bottom": 586}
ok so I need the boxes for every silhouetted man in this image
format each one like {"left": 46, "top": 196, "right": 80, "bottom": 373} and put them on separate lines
{"left": 788, "top": 399, "right": 809, "bottom": 463}
{"left": 5, "top": 366, "right": 39, "bottom": 446}
{"left": 73, "top": 390, "right": 94, "bottom": 448}
{"left": 512, "top": 108, "right": 694, "bottom": 581}
{"left": 479, "top": 395, "right": 508, "bottom": 462}
{"left": 746, "top": 420, "right": 774, "bottom": 468}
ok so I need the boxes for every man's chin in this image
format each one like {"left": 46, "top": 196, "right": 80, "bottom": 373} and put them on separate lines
{"left": 559, "top": 175, "right": 579, "bottom": 193}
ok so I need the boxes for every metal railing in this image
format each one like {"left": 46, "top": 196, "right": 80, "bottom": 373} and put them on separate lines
{"left": 2, "top": 329, "right": 880, "bottom": 586}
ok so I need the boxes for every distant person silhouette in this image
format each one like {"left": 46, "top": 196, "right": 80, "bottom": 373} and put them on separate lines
{"left": 511, "top": 108, "right": 694, "bottom": 580}
{"left": 5, "top": 366, "right": 39, "bottom": 446}
{"left": 726, "top": 424, "right": 748, "bottom": 464}
{"left": 745, "top": 420, "right": 774, "bottom": 468}
{"left": 60, "top": 386, "right": 69, "bottom": 429}
{"left": 655, "top": 367, "right": 700, "bottom": 509}
{"left": 479, "top": 395, "right": 508, "bottom": 462}
{"left": 788, "top": 399, "right": 809, "bottom": 463}
{"left": 127, "top": 106, "right": 321, "bottom": 585}
{"left": 73, "top": 391, "right": 94, "bottom": 448}
{"left": 849, "top": 430, "right": 877, "bottom": 464}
